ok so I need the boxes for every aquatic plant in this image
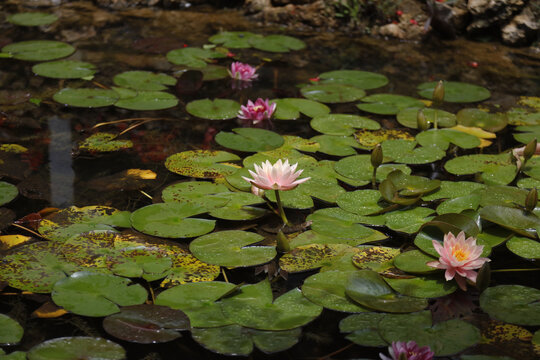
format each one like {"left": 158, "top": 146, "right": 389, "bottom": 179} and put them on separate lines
{"left": 228, "top": 61, "right": 258, "bottom": 81}
{"left": 380, "top": 340, "right": 434, "bottom": 360}
{"left": 237, "top": 98, "right": 277, "bottom": 125}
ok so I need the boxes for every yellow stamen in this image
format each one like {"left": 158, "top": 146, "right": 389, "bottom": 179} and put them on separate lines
{"left": 452, "top": 246, "right": 470, "bottom": 261}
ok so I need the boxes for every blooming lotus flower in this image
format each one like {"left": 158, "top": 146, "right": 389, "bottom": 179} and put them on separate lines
{"left": 228, "top": 62, "right": 258, "bottom": 81}
{"left": 380, "top": 341, "right": 434, "bottom": 360}
{"left": 427, "top": 231, "right": 490, "bottom": 291}
{"left": 237, "top": 98, "right": 276, "bottom": 125}
{"left": 242, "top": 159, "right": 310, "bottom": 191}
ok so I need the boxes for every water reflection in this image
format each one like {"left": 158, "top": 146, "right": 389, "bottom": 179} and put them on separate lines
{"left": 47, "top": 115, "right": 74, "bottom": 207}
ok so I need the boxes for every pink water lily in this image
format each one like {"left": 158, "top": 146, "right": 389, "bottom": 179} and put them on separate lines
{"left": 242, "top": 159, "right": 310, "bottom": 191}
{"left": 228, "top": 61, "right": 258, "bottom": 81}
{"left": 237, "top": 98, "right": 276, "bottom": 125}
{"left": 380, "top": 341, "right": 434, "bottom": 360}
{"left": 427, "top": 231, "right": 490, "bottom": 291}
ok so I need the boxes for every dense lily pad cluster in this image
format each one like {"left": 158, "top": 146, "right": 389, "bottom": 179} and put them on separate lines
{"left": 0, "top": 13, "right": 539, "bottom": 360}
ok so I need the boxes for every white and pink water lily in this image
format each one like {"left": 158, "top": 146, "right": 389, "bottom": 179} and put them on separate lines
{"left": 427, "top": 231, "right": 490, "bottom": 291}
{"left": 242, "top": 159, "right": 310, "bottom": 191}
{"left": 237, "top": 98, "right": 276, "bottom": 124}
{"left": 380, "top": 341, "right": 434, "bottom": 360}
{"left": 228, "top": 61, "right": 258, "bottom": 81}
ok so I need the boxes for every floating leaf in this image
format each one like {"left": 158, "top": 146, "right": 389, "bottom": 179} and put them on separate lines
{"left": 457, "top": 108, "right": 507, "bottom": 132}
{"left": 7, "top": 12, "right": 58, "bottom": 26}
{"left": 513, "top": 125, "right": 540, "bottom": 145}
{"left": 161, "top": 181, "right": 230, "bottom": 209}
{"left": 301, "top": 84, "right": 365, "bottom": 103}
{"left": 382, "top": 139, "right": 446, "bottom": 164}
{"left": 279, "top": 244, "right": 361, "bottom": 273}
{"left": 310, "top": 114, "right": 380, "bottom": 135}
{"left": 351, "top": 246, "right": 400, "bottom": 274}
{"left": 32, "top": 60, "right": 97, "bottom": 79}
{"left": 393, "top": 250, "right": 438, "bottom": 274}
{"left": 422, "top": 181, "right": 486, "bottom": 201}
{"left": 271, "top": 98, "right": 330, "bottom": 120}
{"left": 337, "top": 189, "right": 387, "bottom": 216}
{"left": 318, "top": 70, "right": 388, "bottom": 90}
{"left": 165, "top": 150, "right": 240, "bottom": 179}
{"left": 308, "top": 208, "right": 385, "bottom": 240}
{"left": 249, "top": 34, "right": 305, "bottom": 52}
{"left": 186, "top": 98, "right": 241, "bottom": 120}
{"left": 289, "top": 230, "right": 386, "bottom": 248}
{"left": 415, "top": 129, "right": 481, "bottom": 150}
{"left": 507, "top": 107, "right": 540, "bottom": 126}
{"left": 79, "top": 133, "right": 133, "bottom": 152}
{"left": 310, "top": 135, "right": 362, "bottom": 156}
{"left": 208, "top": 192, "right": 267, "bottom": 221}
{"left": 385, "top": 275, "right": 457, "bottom": 298}
{"left": 209, "top": 31, "right": 258, "bottom": 48}
{"left": 480, "top": 285, "right": 540, "bottom": 326}
{"left": 506, "top": 236, "right": 540, "bottom": 259}
{"left": 53, "top": 88, "right": 119, "bottom": 108}
{"left": 480, "top": 205, "right": 540, "bottom": 238}
{"left": 114, "top": 90, "right": 178, "bottom": 111}
{"left": 334, "top": 154, "right": 411, "bottom": 184}
{"left": 2, "top": 40, "right": 75, "bottom": 61}
{"left": 384, "top": 207, "right": 436, "bottom": 234}
{"left": 357, "top": 94, "right": 425, "bottom": 115}
{"left": 113, "top": 71, "right": 176, "bottom": 91}
{"left": 444, "top": 153, "right": 516, "bottom": 186}
{"left": 215, "top": 128, "right": 284, "bottom": 152}
{"left": 354, "top": 128, "right": 415, "bottom": 149}
{"left": 26, "top": 337, "right": 125, "bottom": 360}
{"left": 417, "top": 81, "right": 490, "bottom": 103}
{"left": 0, "top": 314, "right": 23, "bottom": 345}
{"left": 339, "top": 312, "right": 388, "bottom": 347}
{"left": 0, "top": 181, "right": 17, "bottom": 206}
{"left": 166, "top": 47, "right": 226, "bottom": 68}
{"left": 52, "top": 272, "right": 147, "bottom": 317}
{"left": 397, "top": 107, "right": 457, "bottom": 129}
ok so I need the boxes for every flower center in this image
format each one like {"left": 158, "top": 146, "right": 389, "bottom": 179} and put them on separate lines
{"left": 452, "top": 246, "right": 470, "bottom": 261}
{"left": 252, "top": 105, "right": 265, "bottom": 112}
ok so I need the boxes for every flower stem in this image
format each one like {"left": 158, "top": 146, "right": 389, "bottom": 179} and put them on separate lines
{"left": 434, "top": 109, "right": 438, "bottom": 130}
{"left": 274, "top": 190, "right": 289, "bottom": 226}
{"left": 491, "top": 268, "right": 540, "bottom": 273}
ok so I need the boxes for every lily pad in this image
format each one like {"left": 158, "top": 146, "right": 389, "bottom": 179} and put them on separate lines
{"left": 382, "top": 139, "right": 446, "bottom": 164}
{"left": 52, "top": 272, "right": 147, "bottom": 317}
{"left": 457, "top": 108, "right": 507, "bottom": 132}
{"left": 480, "top": 285, "right": 540, "bottom": 326}
{"left": 198, "top": 64, "right": 228, "bottom": 81}
{"left": 301, "top": 84, "right": 366, "bottom": 103}
{"left": 416, "top": 129, "right": 481, "bottom": 150}
{"left": 7, "top": 12, "right": 58, "bottom": 26}
{"left": 279, "top": 244, "right": 362, "bottom": 273}
{"left": 351, "top": 246, "right": 400, "bottom": 274}
{"left": 32, "top": 60, "right": 97, "bottom": 79}
{"left": 208, "top": 192, "right": 267, "bottom": 221}
{"left": 422, "top": 181, "right": 486, "bottom": 201}
{"left": 165, "top": 150, "right": 240, "bottom": 179}
{"left": 215, "top": 128, "right": 284, "bottom": 152}
{"left": 339, "top": 312, "right": 388, "bottom": 347}
{"left": 79, "top": 133, "right": 133, "bottom": 152}
{"left": 417, "top": 81, "right": 491, "bottom": 103}
{"left": 480, "top": 205, "right": 540, "bottom": 238}
{"left": 318, "top": 70, "right": 388, "bottom": 90}
{"left": 308, "top": 207, "right": 385, "bottom": 240}
{"left": 310, "top": 114, "right": 380, "bottom": 135}
{"left": 506, "top": 236, "right": 540, "bottom": 259}
{"left": 161, "top": 181, "right": 230, "bottom": 209}
{"left": 271, "top": 98, "right": 330, "bottom": 120}
{"left": 444, "top": 153, "right": 516, "bottom": 186}
{"left": 383, "top": 207, "right": 436, "bottom": 234}
{"left": 53, "top": 88, "right": 119, "bottom": 108}
{"left": 289, "top": 230, "right": 386, "bottom": 248}
{"left": 0, "top": 314, "right": 23, "bottom": 345}
{"left": 354, "top": 128, "right": 415, "bottom": 149}
{"left": 209, "top": 31, "right": 258, "bottom": 48}
{"left": 0, "top": 181, "right": 17, "bottom": 206}
{"left": 102, "top": 304, "right": 189, "bottom": 344}
{"left": 384, "top": 275, "right": 457, "bottom": 298}
{"left": 166, "top": 47, "right": 226, "bottom": 68}
{"left": 337, "top": 190, "right": 387, "bottom": 216}
{"left": 130, "top": 202, "right": 215, "bottom": 238}
{"left": 393, "top": 250, "right": 438, "bottom": 274}
{"left": 357, "top": 94, "right": 425, "bottom": 115}
{"left": 513, "top": 125, "right": 540, "bottom": 144}
{"left": 186, "top": 98, "right": 241, "bottom": 120}
{"left": 26, "top": 337, "right": 125, "bottom": 360}
{"left": 113, "top": 71, "right": 176, "bottom": 91}
{"left": 310, "top": 135, "right": 362, "bottom": 156}
{"left": 397, "top": 107, "right": 457, "bottom": 129}
{"left": 114, "top": 90, "right": 178, "bottom": 111}
{"left": 334, "top": 154, "right": 411, "bottom": 184}
{"left": 2, "top": 40, "right": 75, "bottom": 61}
{"left": 249, "top": 34, "right": 306, "bottom": 52}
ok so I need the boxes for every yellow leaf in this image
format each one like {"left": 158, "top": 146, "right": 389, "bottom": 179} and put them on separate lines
{"left": 0, "top": 144, "right": 28, "bottom": 153}
{"left": 451, "top": 125, "right": 496, "bottom": 139}
{"left": 32, "top": 301, "right": 68, "bottom": 318}
{"left": 126, "top": 169, "right": 157, "bottom": 180}
{"left": 0, "top": 235, "right": 33, "bottom": 250}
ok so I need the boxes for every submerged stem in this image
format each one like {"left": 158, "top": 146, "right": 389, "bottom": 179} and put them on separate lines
{"left": 491, "top": 268, "right": 540, "bottom": 273}
{"left": 274, "top": 190, "right": 290, "bottom": 226}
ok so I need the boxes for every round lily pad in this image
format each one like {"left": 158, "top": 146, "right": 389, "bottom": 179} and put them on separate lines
{"left": 52, "top": 272, "right": 148, "bottom": 317}
{"left": 79, "top": 133, "right": 133, "bottom": 152}
{"left": 166, "top": 47, "right": 226, "bottom": 68}
{"left": 215, "top": 128, "right": 284, "bottom": 152}
{"left": 130, "top": 202, "right": 215, "bottom": 238}
{"left": 417, "top": 81, "right": 491, "bottom": 103}
{"left": 381, "top": 139, "right": 446, "bottom": 164}
{"left": 308, "top": 208, "right": 383, "bottom": 240}
{"left": 384, "top": 275, "right": 457, "bottom": 298}
{"left": 279, "top": 244, "right": 362, "bottom": 273}
{"left": 339, "top": 312, "right": 388, "bottom": 347}
{"left": 189, "top": 230, "right": 276, "bottom": 268}
{"left": 354, "top": 128, "right": 415, "bottom": 149}
{"left": 0, "top": 314, "right": 23, "bottom": 345}
{"left": 397, "top": 107, "right": 457, "bottom": 129}
{"left": 271, "top": 98, "right": 330, "bottom": 120}
{"left": 209, "top": 31, "right": 258, "bottom": 48}
{"left": 480, "top": 205, "right": 540, "bottom": 238}
{"left": 310, "top": 114, "right": 380, "bottom": 135}
{"left": 479, "top": 285, "right": 540, "bottom": 326}
{"left": 318, "top": 70, "right": 388, "bottom": 90}
{"left": 53, "top": 88, "right": 119, "bottom": 108}
{"left": 165, "top": 150, "right": 240, "bottom": 179}
{"left": 2, "top": 40, "right": 75, "bottom": 61}
{"left": 114, "top": 90, "right": 178, "bottom": 111}
{"left": 337, "top": 190, "right": 387, "bottom": 216}
{"left": 0, "top": 181, "right": 18, "bottom": 206}
{"left": 186, "top": 98, "right": 241, "bottom": 120}
{"left": 301, "top": 84, "right": 366, "bottom": 103}
{"left": 102, "top": 304, "right": 189, "bottom": 344}
{"left": 393, "top": 250, "right": 438, "bottom": 274}
{"left": 7, "top": 12, "right": 58, "bottom": 26}
{"left": 506, "top": 236, "right": 540, "bottom": 259}
{"left": 113, "top": 71, "right": 176, "bottom": 91}
{"left": 310, "top": 135, "right": 362, "bottom": 156}
{"left": 357, "top": 94, "right": 425, "bottom": 115}
{"left": 196, "top": 64, "right": 228, "bottom": 81}
{"left": 208, "top": 192, "right": 267, "bottom": 221}
{"left": 457, "top": 108, "right": 507, "bottom": 132}
{"left": 334, "top": 154, "right": 411, "bottom": 183}
{"left": 351, "top": 246, "right": 400, "bottom": 274}
{"left": 161, "top": 181, "right": 230, "bottom": 209}
{"left": 32, "top": 60, "right": 97, "bottom": 79}
{"left": 415, "top": 129, "right": 481, "bottom": 150}
{"left": 27, "top": 337, "right": 125, "bottom": 360}
{"left": 445, "top": 153, "right": 516, "bottom": 186}
{"left": 249, "top": 34, "right": 305, "bottom": 52}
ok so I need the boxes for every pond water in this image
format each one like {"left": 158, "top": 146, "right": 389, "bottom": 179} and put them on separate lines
{"left": 0, "top": 1, "right": 539, "bottom": 360}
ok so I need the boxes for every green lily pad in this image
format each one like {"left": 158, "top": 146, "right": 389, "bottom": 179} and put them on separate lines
{"left": 289, "top": 230, "right": 386, "bottom": 248}
{"left": 208, "top": 192, "right": 267, "bottom": 221}
{"left": 334, "top": 154, "right": 411, "bottom": 184}
{"left": 476, "top": 185, "right": 532, "bottom": 208}
{"left": 385, "top": 275, "right": 457, "bottom": 298}
{"left": 480, "top": 285, "right": 540, "bottom": 326}
{"left": 279, "top": 244, "right": 362, "bottom": 273}
{"left": 221, "top": 280, "right": 322, "bottom": 331}
{"left": 357, "top": 94, "right": 425, "bottom": 115}
{"left": 345, "top": 270, "right": 428, "bottom": 313}
{"left": 32, "top": 60, "right": 97, "bottom": 79}
{"left": 318, "top": 70, "right": 388, "bottom": 90}
{"left": 215, "top": 128, "right": 284, "bottom": 152}
{"left": 52, "top": 272, "right": 147, "bottom": 317}
{"left": 339, "top": 312, "right": 388, "bottom": 347}
{"left": 2, "top": 40, "right": 75, "bottom": 61}
{"left": 354, "top": 128, "right": 415, "bottom": 149}
{"left": 130, "top": 202, "right": 215, "bottom": 238}
{"left": 197, "top": 64, "right": 228, "bottom": 81}
{"left": 0, "top": 314, "right": 23, "bottom": 345}
{"left": 444, "top": 153, "right": 516, "bottom": 186}
{"left": 381, "top": 139, "right": 446, "bottom": 164}
{"left": 308, "top": 207, "right": 384, "bottom": 240}
{"left": 190, "top": 230, "right": 276, "bottom": 268}
{"left": 507, "top": 107, "right": 540, "bottom": 126}
{"left": 79, "top": 133, "right": 133, "bottom": 152}
{"left": 506, "top": 236, "right": 540, "bottom": 259}
{"left": 351, "top": 246, "right": 400, "bottom": 274}
{"left": 191, "top": 325, "right": 301, "bottom": 356}
{"left": 378, "top": 311, "right": 481, "bottom": 355}
{"left": 0, "top": 181, "right": 17, "bottom": 206}
{"left": 249, "top": 34, "right": 306, "bottom": 52}
{"left": 457, "top": 108, "right": 507, "bottom": 132}
{"left": 337, "top": 190, "right": 387, "bottom": 216}
{"left": 110, "top": 248, "right": 172, "bottom": 282}
{"left": 53, "top": 88, "right": 119, "bottom": 108}
{"left": 417, "top": 81, "right": 491, "bottom": 103}
{"left": 114, "top": 90, "right": 178, "bottom": 111}
{"left": 166, "top": 47, "right": 226, "bottom": 68}
{"left": 113, "top": 71, "right": 176, "bottom": 91}
{"left": 301, "top": 84, "right": 366, "bottom": 103}
{"left": 209, "top": 31, "right": 258, "bottom": 48}
{"left": 480, "top": 205, "right": 540, "bottom": 238}
{"left": 383, "top": 207, "right": 436, "bottom": 234}
{"left": 186, "top": 98, "right": 241, "bottom": 120}
{"left": 0, "top": 351, "right": 26, "bottom": 360}
{"left": 310, "top": 114, "right": 380, "bottom": 135}
{"left": 102, "top": 304, "right": 189, "bottom": 344}
{"left": 422, "top": 181, "right": 486, "bottom": 201}
{"left": 416, "top": 129, "right": 481, "bottom": 150}
{"left": 165, "top": 150, "right": 240, "bottom": 179}
{"left": 26, "top": 337, "right": 125, "bottom": 360}
{"left": 155, "top": 281, "right": 237, "bottom": 328}
{"left": 393, "top": 250, "right": 439, "bottom": 274}
{"left": 161, "top": 181, "right": 230, "bottom": 209}
{"left": 310, "top": 135, "right": 362, "bottom": 156}
{"left": 513, "top": 125, "right": 540, "bottom": 144}
{"left": 271, "top": 98, "right": 330, "bottom": 120}
{"left": 382, "top": 169, "right": 441, "bottom": 199}
{"left": 7, "top": 12, "right": 58, "bottom": 26}
{"left": 302, "top": 271, "right": 370, "bottom": 313}
{"left": 397, "top": 107, "right": 457, "bottom": 129}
